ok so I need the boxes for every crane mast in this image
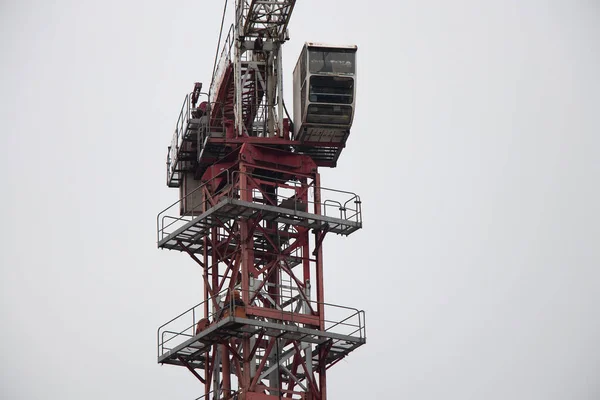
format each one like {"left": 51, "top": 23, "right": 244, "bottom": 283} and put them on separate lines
{"left": 157, "top": 1, "right": 365, "bottom": 399}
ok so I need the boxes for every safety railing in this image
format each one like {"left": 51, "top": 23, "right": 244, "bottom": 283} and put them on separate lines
{"left": 166, "top": 91, "right": 232, "bottom": 187}
{"left": 158, "top": 287, "right": 229, "bottom": 361}
{"left": 196, "top": 100, "right": 229, "bottom": 151}
{"left": 232, "top": 171, "right": 362, "bottom": 225}
{"left": 157, "top": 288, "right": 366, "bottom": 361}
{"left": 157, "top": 169, "right": 232, "bottom": 244}
{"left": 157, "top": 170, "right": 362, "bottom": 244}
{"left": 166, "top": 93, "right": 192, "bottom": 186}
{"left": 209, "top": 24, "right": 235, "bottom": 105}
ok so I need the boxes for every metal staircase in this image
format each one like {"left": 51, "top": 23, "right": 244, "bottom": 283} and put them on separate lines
{"left": 211, "top": 61, "right": 267, "bottom": 136}
{"left": 167, "top": 94, "right": 202, "bottom": 188}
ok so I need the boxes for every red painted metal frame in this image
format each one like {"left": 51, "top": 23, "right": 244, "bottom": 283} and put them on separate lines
{"left": 175, "top": 142, "right": 338, "bottom": 400}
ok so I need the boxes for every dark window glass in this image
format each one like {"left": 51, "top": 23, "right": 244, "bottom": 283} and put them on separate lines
{"left": 306, "top": 104, "right": 353, "bottom": 125}
{"left": 308, "top": 49, "right": 355, "bottom": 74}
{"left": 309, "top": 76, "right": 354, "bottom": 104}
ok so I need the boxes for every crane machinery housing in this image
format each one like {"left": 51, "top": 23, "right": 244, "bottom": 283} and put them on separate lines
{"left": 156, "top": 1, "right": 365, "bottom": 399}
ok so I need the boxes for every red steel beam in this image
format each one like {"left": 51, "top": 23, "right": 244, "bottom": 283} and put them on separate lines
{"left": 245, "top": 306, "right": 319, "bottom": 327}
{"left": 178, "top": 357, "right": 206, "bottom": 384}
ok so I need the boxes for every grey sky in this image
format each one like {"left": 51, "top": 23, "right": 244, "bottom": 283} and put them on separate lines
{"left": 1, "top": 0, "right": 599, "bottom": 399}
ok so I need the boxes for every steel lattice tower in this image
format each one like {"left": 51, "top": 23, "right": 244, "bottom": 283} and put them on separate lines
{"left": 157, "top": 2, "right": 365, "bottom": 399}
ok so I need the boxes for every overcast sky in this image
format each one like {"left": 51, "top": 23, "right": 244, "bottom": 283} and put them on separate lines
{"left": 1, "top": 1, "right": 599, "bottom": 399}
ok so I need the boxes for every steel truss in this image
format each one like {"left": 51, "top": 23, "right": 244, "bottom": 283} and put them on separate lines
{"left": 159, "top": 1, "right": 363, "bottom": 398}
{"left": 157, "top": 145, "right": 364, "bottom": 400}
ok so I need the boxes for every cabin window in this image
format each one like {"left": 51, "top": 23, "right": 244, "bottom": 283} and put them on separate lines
{"left": 308, "top": 49, "right": 355, "bottom": 74}
{"left": 306, "top": 104, "right": 353, "bottom": 125}
{"left": 309, "top": 76, "right": 354, "bottom": 104}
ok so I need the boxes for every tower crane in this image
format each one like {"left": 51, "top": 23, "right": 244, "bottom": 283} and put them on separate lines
{"left": 157, "top": 1, "right": 365, "bottom": 399}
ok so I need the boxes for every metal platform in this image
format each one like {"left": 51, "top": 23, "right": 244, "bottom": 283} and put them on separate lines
{"left": 158, "top": 197, "right": 361, "bottom": 254}
{"left": 158, "top": 313, "right": 365, "bottom": 381}
{"left": 297, "top": 145, "right": 344, "bottom": 167}
{"left": 294, "top": 128, "right": 350, "bottom": 167}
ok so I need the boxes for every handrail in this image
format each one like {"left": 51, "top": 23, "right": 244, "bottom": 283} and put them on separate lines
{"left": 157, "top": 168, "right": 232, "bottom": 243}
{"left": 197, "top": 99, "right": 228, "bottom": 151}
{"left": 323, "top": 199, "right": 343, "bottom": 219}
{"left": 209, "top": 24, "right": 235, "bottom": 105}
{"left": 157, "top": 288, "right": 366, "bottom": 360}
{"left": 158, "top": 169, "right": 362, "bottom": 244}
{"left": 157, "top": 286, "right": 232, "bottom": 360}
{"left": 232, "top": 171, "right": 362, "bottom": 224}
{"left": 166, "top": 90, "right": 234, "bottom": 188}
{"left": 166, "top": 93, "right": 191, "bottom": 186}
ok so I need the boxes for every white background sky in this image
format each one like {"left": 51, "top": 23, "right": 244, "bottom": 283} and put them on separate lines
{"left": 1, "top": 1, "right": 599, "bottom": 399}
